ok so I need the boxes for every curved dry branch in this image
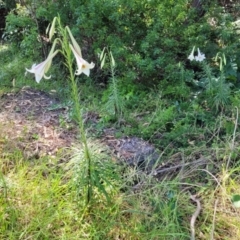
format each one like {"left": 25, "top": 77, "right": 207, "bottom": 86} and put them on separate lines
{"left": 190, "top": 194, "right": 201, "bottom": 240}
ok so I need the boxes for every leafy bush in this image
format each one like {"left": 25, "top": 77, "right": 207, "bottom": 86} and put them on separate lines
{"left": 3, "top": 4, "right": 41, "bottom": 58}
{"left": 4, "top": 1, "right": 240, "bottom": 90}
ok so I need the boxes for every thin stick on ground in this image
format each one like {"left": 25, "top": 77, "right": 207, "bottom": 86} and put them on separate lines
{"left": 153, "top": 157, "right": 207, "bottom": 175}
{"left": 190, "top": 194, "right": 201, "bottom": 240}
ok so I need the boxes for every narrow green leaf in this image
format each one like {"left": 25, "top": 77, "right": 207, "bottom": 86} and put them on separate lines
{"left": 92, "top": 170, "right": 110, "bottom": 203}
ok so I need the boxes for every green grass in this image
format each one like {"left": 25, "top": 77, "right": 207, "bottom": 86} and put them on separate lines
{"left": 2, "top": 147, "right": 239, "bottom": 239}
{"left": 1, "top": 42, "right": 240, "bottom": 239}
{"left": 0, "top": 152, "right": 190, "bottom": 239}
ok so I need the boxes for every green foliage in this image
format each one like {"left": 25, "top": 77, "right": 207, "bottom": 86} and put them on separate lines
{"left": 4, "top": 5, "right": 33, "bottom": 41}
{"left": 2, "top": 0, "right": 15, "bottom": 10}
{"left": 3, "top": 4, "right": 41, "bottom": 58}
{"left": 100, "top": 48, "right": 125, "bottom": 122}
{"left": 69, "top": 0, "right": 189, "bottom": 85}
{"left": 2, "top": 1, "right": 240, "bottom": 238}
{"left": 232, "top": 194, "right": 240, "bottom": 208}
{"left": 187, "top": 54, "right": 234, "bottom": 112}
{"left": 68, "top": 143, "right": 120, "bottom": 205}
{"left": 3, "top": 1, "right": 240, "bottom": 147}
{"left": 4, "top": 0, "right": 240, "bottom": 96}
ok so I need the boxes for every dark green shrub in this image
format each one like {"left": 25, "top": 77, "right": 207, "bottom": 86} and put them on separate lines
{"left": 4, "top": 0, "right": 240, "bottom": 101}
{"left": 3, "top": 4, "right": 41, "bottom": 58}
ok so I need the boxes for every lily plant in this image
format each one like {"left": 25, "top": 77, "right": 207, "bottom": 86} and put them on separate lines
{"left": 26, "top": 16, "right": 102, "bottom": 207}
{"left": 188, "top": 46, "right": 231, "bottom": 111}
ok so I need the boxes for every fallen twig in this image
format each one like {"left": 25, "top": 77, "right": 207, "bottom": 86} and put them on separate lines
{"left": 153, "top": 157, "right": 207, "bottom": 175}
{"left": 190, "top": 194, "right": 201, "bottom": 240}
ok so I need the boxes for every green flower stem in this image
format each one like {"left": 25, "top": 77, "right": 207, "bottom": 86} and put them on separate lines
{"left": 202, "top": 61, "right": 213, "bottom": 94}
{"left": 58, "top": 19, "right": 93, "bottom": 205}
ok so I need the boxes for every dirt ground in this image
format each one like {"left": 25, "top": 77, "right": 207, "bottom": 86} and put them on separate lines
{"left": 0, "top": 87, "right": 77, "bottom": 160}
{"left": 0, "top": 87, "right": 158, "bottom": 163}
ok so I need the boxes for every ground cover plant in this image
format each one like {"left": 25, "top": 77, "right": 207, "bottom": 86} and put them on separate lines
{"left": 1, "top": 0, "right": 240, "bottom": 239}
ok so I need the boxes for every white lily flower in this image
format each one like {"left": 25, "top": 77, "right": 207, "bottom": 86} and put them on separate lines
{"left": 26, "top": 41, "right": 58, "bottom": 83}
{"left": 69, "top": 43, "right": 95, "bottom": 76}
{"left": 66, "top": 26, "right": 94, "bottom": 75}
{"left": 188, "top": 46, "right": 195, "bottom": 61}
{"left": 195, "top": 48, "right": 205, "bottom": 62}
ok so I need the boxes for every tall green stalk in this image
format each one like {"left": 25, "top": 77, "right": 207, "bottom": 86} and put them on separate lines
{"left": 55, "top": 18, "right": 93, "bottom": 205}
{"left": 202, "top": 61, "right": 214, "bottom": 94}
{"left": 100, "top": 48, "right": 124, "bottom": 122}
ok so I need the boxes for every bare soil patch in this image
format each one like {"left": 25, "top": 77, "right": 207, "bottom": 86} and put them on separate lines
{"left": 0, "top": 87, "right": 162, "bottom": 167}
{"left": 0, "top": 87, "right": 77, "bottom": 159}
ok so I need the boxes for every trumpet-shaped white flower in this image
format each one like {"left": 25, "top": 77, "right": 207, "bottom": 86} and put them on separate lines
{"left": 26, "top": 20, "right": 95, "bottom": 81}
{"left": 188, "top": 46, "right": 195, "bottom": 61}
{"left": 66, "top": 26, "right": 93, "bottom": 75}
{"left": 26, "top": 41, "right": 58, "bottom": 83}
{"left": 69, "top": 43, "right": 95, "bottom": 76}
{"left": 195, "top": 48, "right": 205, "bottom": 62}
